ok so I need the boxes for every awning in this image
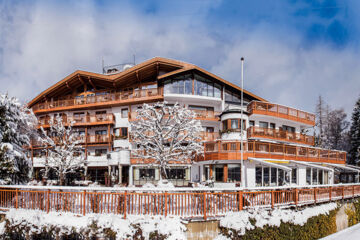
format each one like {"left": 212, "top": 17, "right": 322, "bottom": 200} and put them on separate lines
{"left": 290, "top": 160, "right": 333, "bottom": 172}
{"left": 323, "top": 163, "right": 360, "bottom": 173}
{"left": 248, "top": 158, "right": 292, "bottom": 172}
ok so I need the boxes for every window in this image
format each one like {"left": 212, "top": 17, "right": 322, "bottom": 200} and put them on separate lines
{"left": 121, "top": 108, "right": 128, "bottom": 118}
{"left": 312, "top": 168, "right": 318, "bottom": 185}
{"left": 222, "top": 120, "right": 228, "bottom": 131}
{"left": 95, "top": 130, "right": 107, "bottom": 135}
{"left": 263, "top": 167, "right": 270, "bottom": 186}
{"left": 222, "top": 119, "right": 246, "bottom": 131}
{"left": 291, "top": 168, "right": 297, "bottom": 184}
{"left": 114, "top": 127, "right": 128, "bottom": 139}
{"left": 228, "top": 164, "right": 241, "bottom": 182}
{"left": 95, "top": 149, "right": 107, "bottom": 156}
{"left": 231, "top": 119, "right": 239, "bottom": 129}
{"left": 270, "top": 123, "right": 276, "bottom": 129}
{"left": 259, "top": 121, "right": 268, "bottom": 128}
{"left": 215, "top": 165, "right": 224, "bottom": 182}
{"left": 256, "top": 167, "right": 262, "bottom": 186}
{"left": 204, "top": 127, "right": 214, "bottom": 133}
{"left": 306, "top": 168, "right": 311, "bottom": 185}
{"left": 271, "top": 168, "right": 277, "bottom": 185}
{"left": 249, "top": 120, "right": 255, "bottom": 127}
{"left": 139, "top": 168, "right": 155, "bottom": 180}
{"left": 166, "top": 168, "right": 185, "bottom": 180}
{"left": 282, "top": 125, "right": 295, "bottom": 133}
{"left": 278, "top": 169, "right": 284, "bottom": 186}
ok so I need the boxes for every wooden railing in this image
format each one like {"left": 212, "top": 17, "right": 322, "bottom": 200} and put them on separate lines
{"left": 199, "top": 132, "right": 220, "bottom": 141}
{"left": 38, "top": 114, "right": 115, "bottom": 128}
{"left": 0, "top": 184, "right": 359, "bottom": 220}
{"left": 32, "top": 87, "right": 164, "bottom": 113}
{"left": 199, "top": 140, "right": 346, "bottom": 164}
{"left": 247, "top": 126, "right": 314, "bottom": 146}
{"left": 129, "top": 109, "right": 220, "bottom": 121}
{"left": 247, "top": 101, "right": 316, "bottom": 126}
{"left": 30, "top": 134, "right": 111, "bottom": 147}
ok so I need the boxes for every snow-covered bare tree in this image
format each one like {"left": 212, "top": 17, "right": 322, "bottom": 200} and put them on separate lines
{"left": 315, "top": 95, "right": 329, "bottom": 148}
{"left": 130, "top": 102, "right": 204, "bottom": 180}
{"left": 323, "top": 108, "right": 349, "bottom": 151}
{"left": 40, "top": 115, "right": 85, "bottom": 185}
{"left": 0, "top": 93, "right": 37, "bottom": 184}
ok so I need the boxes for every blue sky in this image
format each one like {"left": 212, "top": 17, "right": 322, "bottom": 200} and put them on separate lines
{"left": 0, "top": 0, "right": 359, "bottom": 116}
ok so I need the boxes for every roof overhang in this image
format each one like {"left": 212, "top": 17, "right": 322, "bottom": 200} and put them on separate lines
{"left": 248, "top": 157, "right": 292, "bottom": 172}
{"left": 320, "top": 163, "right": 360, "bottom": 173}
{"left": 290, "top": 160, "right": 334, "bottom": 171}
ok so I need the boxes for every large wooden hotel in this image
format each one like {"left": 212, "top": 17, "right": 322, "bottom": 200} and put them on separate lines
{"left": 27, "top": 57, "right": 359, "bottom": 187}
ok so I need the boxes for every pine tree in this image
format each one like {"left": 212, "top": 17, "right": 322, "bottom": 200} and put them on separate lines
{"left": 323, "top": 108, "right": 349, "bottom": 151}
{"left": 349, "top": 97, "right": 360, "bottom": 164}
{"left": 0, "top": 94, "right": 37, "bottom": 184}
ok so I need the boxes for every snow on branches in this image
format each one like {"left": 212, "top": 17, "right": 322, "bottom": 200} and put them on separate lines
{"left": 0, "top": 93, "right": 37, "bottom": 184}
{"left": 130, "top": 102, "right": 204, "bottom": 179}
{"left": 40, "top": 115, "right": 85, "bottom": 185}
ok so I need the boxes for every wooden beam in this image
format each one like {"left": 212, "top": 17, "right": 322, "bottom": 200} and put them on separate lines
{"left": 66, "top": 82, "right": 71, "bottom": 90}
{"left": 156, "top": 63, "right": 159, "bottom": 77}
{"left": 88, "top": 77, "right": 97, "bottom": 90}
{"left": 78, "top": 75, "right": 85, "bottom": 85}
{"left": 136, "top": 71, "right": 140, "bottom": 83}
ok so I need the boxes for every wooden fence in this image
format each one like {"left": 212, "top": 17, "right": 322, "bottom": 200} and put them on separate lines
{"left": 1, "top": 184, "right": 360, "bottom": 220}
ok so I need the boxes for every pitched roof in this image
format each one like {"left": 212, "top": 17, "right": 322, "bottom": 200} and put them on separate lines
{"left": 28, "top": 57, "right": 266, "bottom": 107}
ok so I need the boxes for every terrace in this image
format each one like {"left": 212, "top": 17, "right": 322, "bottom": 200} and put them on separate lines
{"left": 128, "top": 109, "right": 220, "bottom": 121}
{"left": 199, "top": 140, "right": 346, "bottom": 164}
{"left": 247, "top": 101, "right": 316, "bottom": 126}
{"left": 247, "top": 126, "right": 314, "bottom": 146}
{"left": 31, "top": 87, "right": 164, "bottom": 114}
{"left": 37, "top": 113, "right": 115, "bottom": 128}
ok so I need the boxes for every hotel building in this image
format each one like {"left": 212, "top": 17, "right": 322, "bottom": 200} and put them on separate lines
{"left": 27, "top": 57, "right": 359, "bottom": 187}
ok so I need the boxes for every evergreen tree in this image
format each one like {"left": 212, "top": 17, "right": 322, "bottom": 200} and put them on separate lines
{"left": 0, "top": 94, "right": 37, "bottom": 184}
{"left": 349, "top": 97, "right": 360, "bottom": 164}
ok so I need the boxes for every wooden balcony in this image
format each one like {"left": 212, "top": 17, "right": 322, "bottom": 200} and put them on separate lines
{"left": 198, "top": 140, "right": 346, "bottom": 164}
{"left": 30, "top": 134, "right": 111, "bottom": 147}
{"left": 32, "top": 87, "right": 163, "bottom": 114}
{"left": 247, "top": 126, "right": 314, "bottom": 146}
{"left": 199, "top": 132, "right": 220, "bottom": 141}
{"left": 38, "top": 114, "right": 115, "bottom": 129}
{"left": 247, "top": 101, "right": 315, "bottom": 126}
{"left": 129, "top": 109, "right": 220, "bottom": 121}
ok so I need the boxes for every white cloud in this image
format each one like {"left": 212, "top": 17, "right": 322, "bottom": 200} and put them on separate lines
{"left": 0, "top": 0, "right": 359, "bottom": 117}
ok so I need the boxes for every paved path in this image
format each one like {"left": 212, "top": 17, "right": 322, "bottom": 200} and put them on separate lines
{"left": 321, "top": 223, "right": 360, "bottom": 239}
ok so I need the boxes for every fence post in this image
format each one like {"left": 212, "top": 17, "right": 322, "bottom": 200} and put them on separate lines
{"left": 203, "top": 192, "right": 207, "bottom": 220}
{"left": 314, "top": 188, "right": 317, "bottom": 204}
{"left": 353, "top": 185, "right": 355, "bottom": 198}
{"left": 46, "top": 189, "right": 50, "bottom": 213}
{"left": 15, "top": 189, "right": 19, "bottom": 209}
{"left": 294, "top": 188, "right": 298, "bottom": 207}
{"left": 83, "top": 190, "right": 86, "bottom": 216}
{"left": 342, "top": 187, "right": 345, "bottom": 200}
{"left": 124, "top": 191, "right": 127, "bottom": 219}
{"left": 271, "top": 191, "right": 274, "bottom": 209}
{"left": 238, "top": 191, "right": 243, "bottom": 211}
{"left": 329, "top": 186, "right": 332, "bottom": 201}
{"left": 164, "top": 192, "right": 168, "bottom": 217}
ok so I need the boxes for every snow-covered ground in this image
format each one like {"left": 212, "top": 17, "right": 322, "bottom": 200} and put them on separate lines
{"left": 320, "top": 222, "right": 360, "bottom": 239}
{"left": 0, "top": 209, "right": 187, "bottom": 240}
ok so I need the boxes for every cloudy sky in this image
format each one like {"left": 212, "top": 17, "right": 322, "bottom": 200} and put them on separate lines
{"left": 1, "top": 0, "right": 359, "bottom": 116}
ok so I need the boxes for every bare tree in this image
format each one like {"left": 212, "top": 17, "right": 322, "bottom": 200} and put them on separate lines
{"left": 40, "top": 115, "right": 85, "bottom": 185}
{"left": 130, "top": 102, "right": 204, "bottom": 180}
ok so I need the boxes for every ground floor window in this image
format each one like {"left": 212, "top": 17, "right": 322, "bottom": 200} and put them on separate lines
{"left": 255, "top": 165, "right": 289, "bottom": 187}
{"left": 215, "top": 165, "right": 224, "bottom": 182}
{"left": 139, "top": 168, "right": 155, "bottom": 180}
{"left": 227, "top": 164, "right": 241, "bottom": 182}
{"left": 306, "top": 167, "right": 329, "bottom": 185}
{"left": 291, "top": 168, "right": 297, "bottom": 184}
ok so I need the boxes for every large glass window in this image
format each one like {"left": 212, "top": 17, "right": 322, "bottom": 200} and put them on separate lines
{"left": 263, "top": 167, "right": 270, "bottom": 186}
{"left": 259, "top": 121, "right": 269, "bottom": 128}
{"left": 306, "top": 168, "right": 312, "bottom": 185}
{"left": 166, "top": 168, "right": 185, "bottom": 179}
{"left": 231, "top": 119, "right": 239, "bottom": 129}
{"left": 256, "top": 167, "right": 262, "bottom": 186}
{"left": 271, "top": 168, "right": 277, "bottom": 185}
{"left": 228, "top": 164, "right": 241, "bottom": 182}
{"left": 312, "top": 168, "right": 318, "bottom": 185}
{"left": 215, "top": 165, "right": 224, "bottom": 182}
{"left": 139, "top": 168, "right": 155, "bottom": 180}
{"left": 291, "top": 168, "right": 297, "bottom": 184}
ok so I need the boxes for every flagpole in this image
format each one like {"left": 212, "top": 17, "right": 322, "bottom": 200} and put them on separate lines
{"left": 241, "top": 57, "right": 245, "bottom": 187}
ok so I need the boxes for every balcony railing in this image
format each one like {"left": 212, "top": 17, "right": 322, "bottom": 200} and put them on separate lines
{"left": 247, "top": 101, "right": 316, "bottom": 126}
{"left": 247, "top": 126, "right": 314, "bottom": 146}
{"left": 30, "top": 134, "right": 111, "bottom": 147}
{"left": 32, "top": 87, "right": 163, "bottom": 113}
{"left": 129, "top": 109, "right": 220, "bottom": 121}
{"left": 199, "top": 132, "right": 220, "bottom": 141}
{"left": 38, "top": 114, "right": 115, "bottom": 128}
{"left": 199, "top": 140, "right": 346, "bottom": 164}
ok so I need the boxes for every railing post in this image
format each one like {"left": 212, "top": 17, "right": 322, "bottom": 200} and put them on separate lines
{"left": 124, "top": 191, "right": 127, "bottom": 219}
{"left": 46, "top": 189, "right": 50, "bottom": 213}
{"left": 83, "top": 190, "right": 86, "bottom": 216}
{"left": 314, "top": 188, "right": 317, "bottom": 204}
{"left": 203, "top": 192, "right": 207, "bottom": 220}
{"left": 294, "top": 188, "right": 298, "bottom": 207}
{"left": 164, "top": 192, "right": 168, "bottom": 217}
{"left": 271, "top": 191, "right": 274, "bottom": 208}
{"left": 353, "top": 185, "right": 355, "bottom": 198}
{"left": 238, "top": 191, "right": 243, "bottom": 211}
{"left": 15, "top": 189, "right": 19, "bottom": 209}
{"left": 329, "top": 186, "right": 332, "bottom": 201}
{"left": 342, "top": 187, "right": 345, "bottom": 200}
